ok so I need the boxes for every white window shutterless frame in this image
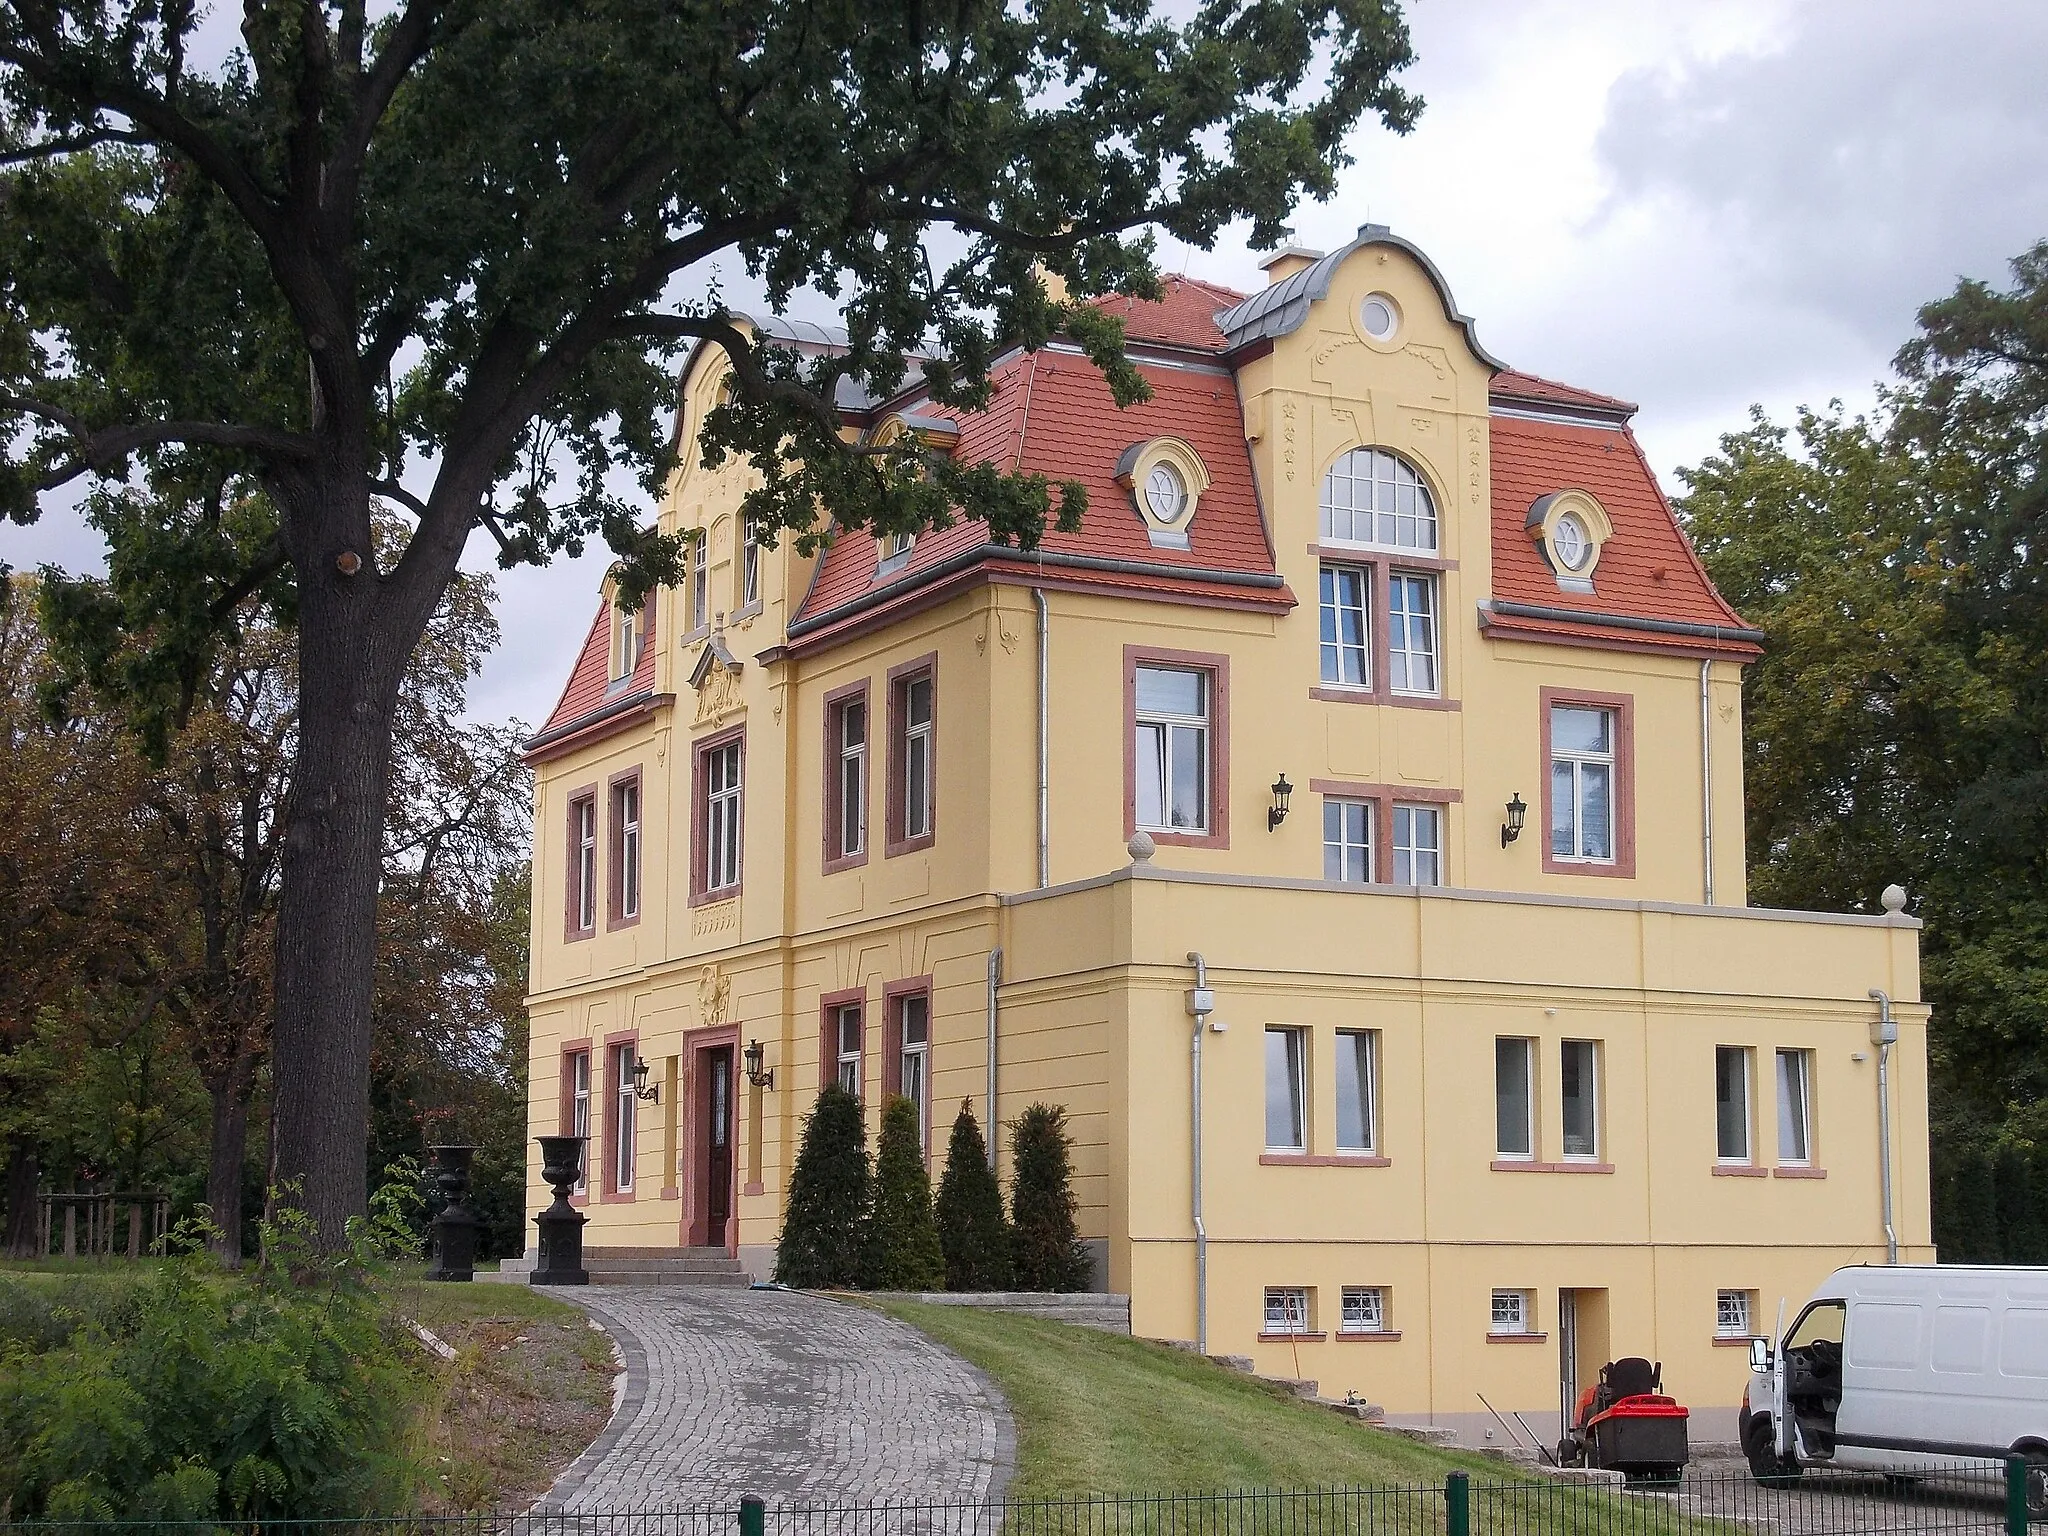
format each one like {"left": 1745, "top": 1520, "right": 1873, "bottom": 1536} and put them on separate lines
{"left": 1717, "top": 1290, "right": 1753, "bottom": 1337}
{"left": 742, "top": 526, "right": 761, "bottom": 606}
{"left": 1265, "top": 1027, "right": 1307, "bottom": 1152}
{"left": 1491, "top": 1289, "right": 1531, "bottom": 1334}
{"left": 1264, "top": 1287, "right": 1313, "bottom": 1335}
{"left": 573, "top": 798, "right": 597, "bottom": 931}
{"left": 1560, "top": 1040, "right": 1599, "bottom": 1160}
{"left": 1319, "top": 564, "right": 1371, "bottom": 687}
{"left": 703, "top": 740, "right": 742, "bottom": 893}
{"left": 835, "top": 1005, "right": 864, "bottom": 1098}
{"left": 612, "top": 1042, "right": 636, "bottom": 1192}
{"left": 1335, "top": 1030, "right": 1377, "bottom": 1153}
{"left": 1715, "top": 1046, "right": 1753, "bottom": 1162}
{"left": 570, "top": 1052, "right": 591, "bottom": 1194}
{"left": 1134, "top": 666, "right": 1210, "bottom": 833}
{"left": 1550, "top": 705, "right": 1617, "bottom": 862}
{"left": 836, "top": 699, "right": 867, "bottom": 859}
{"left": 1324, "top": 799, "right": 1374, "bottom": 883}
{"left": 1495, "top": 1038, "right": 1535, "bottom": 1159}
{"left": 1386, "top": 573, "right": 1439, "bottom": 695}
{"left": 898, "top": 994, "right": 930, "bottom": 1153}
{"left": 1341, "top": 1286, "right": 1387, "bottom": 1333}
{"left": 689, "top": 534, "right": 709, "bottom": 630}
{"left": 901, "top": 675, "right": 934, "bottom": 840}
{"left": 1319, "top": 448, "right": 1439, "bottom": 553}
{"left": 1392, "top": 803, "right": 1442, "bottom": 886}
{"left": 1777, "top": 1048, "right": 1814, "bottom": 1165}
{"left": 616, "top": 780, "right": 642, "bottom": 919}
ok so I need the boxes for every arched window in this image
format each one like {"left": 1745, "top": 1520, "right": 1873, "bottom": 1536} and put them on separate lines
{"left": 1320, "top": 448, "right": 1438, "bottom": 553}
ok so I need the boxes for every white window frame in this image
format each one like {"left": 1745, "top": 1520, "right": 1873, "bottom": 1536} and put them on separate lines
{"left": 898, "top": 993, "right": 930, "bottom": 1154}
{"left": 1323, "top": 798, "right": 1374, "bottom": 884}
{"left": 1560, "top": 1039, "right": 1600, "bottom": 1161}
{"left": 1717, "top": 1289, "right": 1754, "bottom": 1338}
{"left": 1265, "top": 1026, "right": 1308, "bottom": 1153}
{"left": 1134, "top": 665, "right": 1211, "bottom": 834}
{"left": 1491, "top": 1288, "right": 1532, "bottom": 1335}
{"left": 1776, "top": 1048, "right": 1814, "bottom": 1166}
{"left": 574, "top": 796, "right": 597, "bottom": 932}
{"left": 689, "top": 534, "right": 709, "bottom": 631}
{"left": 1335, "top": 1029, "right": 1378, "bottom": 1154}
{"left": 835, "top": 1005, "right": 864, "bottom": 1098}
{"left": 704, "top": 740, "right": 743, "bottom": 894}
{"left": 1392, "top": 803, "right": 1442, "bottom": 886}
{"left": 1386, "top": 572, "right": 1439, "bottom": 696}
{"left": 1550, "top": 704, "right": 1618, "bottom": 864}
{"left": 617, "top": 779, "right": 642, "bottom": 920}
{"left": 1263, "top": 1286, "right": 1314, "bottom": 1336}
{"left": 742, "top": 525, "right": 761, "bottom": 606}
{"left": 1318, "top": 563, "right": 1372, "bottom": 688}
{"left": 570, "top": 1051, "right": 591, "bottom": 1195}
{"left": 1340, "top": 1285, "right": 1388, "bottom": 1334}
{"left": 1495, "top": 1037, "right": 1536, "bottom": 1160}
{"left": 878, "top": 530, "right": 915, "bottom": 575}
{"left": 612, "top": 1042, "right": 637, "bottom": 1193}
{"left": 836, "top": 698, "right": 867, "bottom": 859}
{"left": 1318, "top": 447, "right": 1439, "bottom": 553}
{"left": 901, "top": 674, "right": 934, "bottom": 841}
{"left": 1715, "top": 1046, "right": 1753, "bottom": 1164}
{"left": 613, "top": 606, "right": 641, "bottom": 681}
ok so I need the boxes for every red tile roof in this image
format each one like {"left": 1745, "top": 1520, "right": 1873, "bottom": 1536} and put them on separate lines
{"left": 1485, "top": 414, "right": 1758, "bottom": 657}
{"left": 1490, "top": 368, "right": 1636, "bottom": 417}
{"left": 1083, "top": 274, "right": 1246, "bottom": 353}
{"left": 531, "top": 592, "right": 660, "bottom": 747}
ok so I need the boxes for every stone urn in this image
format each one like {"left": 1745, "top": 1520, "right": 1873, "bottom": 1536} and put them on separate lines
{"left": 532, "top": 1134, "right": 589, "bottom": 1285}
{"left": 426, "top": 1143, "right": 479, "bottom": 1282}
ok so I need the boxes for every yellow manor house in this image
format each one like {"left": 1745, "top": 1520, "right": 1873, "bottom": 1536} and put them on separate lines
{"left": 520, "top": 226, "right": 1930, "bottom": 1445}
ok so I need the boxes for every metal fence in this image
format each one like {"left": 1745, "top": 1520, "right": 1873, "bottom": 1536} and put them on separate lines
{"left": 3, "top": 1462, "right": 2038, "bottom": 1536}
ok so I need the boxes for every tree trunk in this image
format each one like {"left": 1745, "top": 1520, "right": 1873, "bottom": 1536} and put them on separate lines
{"left": 205, "top": 1064, "right": 254, "bottom": 1265}
{"left": 3, "top": 1134, "right": 41, "bottom": 1258}
{"left": 267, "top": 521, "right": 412, "bottom": 1251}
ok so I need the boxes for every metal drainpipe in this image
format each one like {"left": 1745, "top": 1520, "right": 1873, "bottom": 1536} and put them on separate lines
{"left": 985, "top": 949, "right": 1003, "bottom": 1170}
{"left": 1700, "top": 659, "right": 1715, "bottom": 906}
{"left": 1187, "top": 953, "right": 1213, "bottom": 1355}
{"left": 1034, "top": 588, "right": 1050, "bottom": 889}
{"left": 1870, "top": 988, "right": 1899, "bottom": 1264}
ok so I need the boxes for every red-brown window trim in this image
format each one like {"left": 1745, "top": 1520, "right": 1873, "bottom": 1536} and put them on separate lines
{"left": 1310, "top": 779, "right": 1459, "bottom": 885}
{"left": 689, "top": 723, "right": 747, "bottom": 906}
{"left": 1124, "top": 644, "right": 1231, "bottom": 850}
{"left": 600, "top": 1030, "right": 639, "bottom": 1204}
{"left": 563, "top": 784, "right": 599, "bottom": 941}
{"left": 822, "top": 679, "right": 871, "bottom": 876}
{"left": 885, "top": 652, "right": 939, "bottom": 857}
{"left": 1307, "top": 549, "right": 1455, "bottom": 709}
{"left": 1539, "top": 686, "right": 1637, "bottom": 879}
{"left": 819, "top": 988, "right": 867, "bottom": 1098}
{"left": 606, "top": 767, "right": 644, "bottom": 931}
{"left": 882, "top": 977, "right": 935, "bottom": 1157}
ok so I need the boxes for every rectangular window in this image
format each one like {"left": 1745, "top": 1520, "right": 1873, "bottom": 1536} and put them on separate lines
{"left": 612, "top": 777, "right": 642, "bottom": 921}
{"left": 901, "top": 674, "right": 933, "bottom": 840}
{"left": 1392, "top": 803, "right": 1442, "bottom": 886}
{"left": 1495, "top": 1037, "right": 1535, "bottom": 1159}
{"left": 1335, "top": 1030, "right": 1378, "bottom": 1153}
{"left": 689, "top": 533, "right": 709, "bottom": 631}
{"left": 1550, "top": 704, "right": 1616, "bottom": 863}
{"left": 1717, "top": 1289, "right": 1754, "bottom": 1338}
{"left": 1341, "top": 1286, "right": 1388, "bottom": 1334}
{"left": 1491, "top": 1289, "right": 1532, "bottom": 1335}
{"left": 742, "top": 525, "right": 761, "bottom": 606}
{"left": 613, "top": 606, "right": 642, "bottom": 681}
{"left": 898, "top": 993, "right": 930, "bottom": 1154}
{"left": 1386, "top": 573, "right": 1439, "bottom": 695}
{"left": 1265, "top": 1027, "right": 1307, "bottom": 1152}
{"left": 1777, "top": 1048, "right": 1814, "bottom": 1165}
{"left": 1135, "top": 665, "right": 1210, "bottom": 833}
{"left": 826, "top": 691, "right": 867, "bottom": 864}
{"left": 1716, "top": 1046, "right": 1753, "bottom": 1162}
{"left": 569, "top": 794, "right": 597, "bottom": 934}
{"left": 835, "top": 1005, "right": 864, "bottom": 1099}
{"left": 1263, "top": 1287, "right": 1314, "bottom": 1336}
{"left": 611, "top": 1041, "right": 637, "bottom": 1193}
{"left": 1561, "top": 1040, "right": 1599, "bottom": 1160}
{"left": 568, "top": 1050, "right": 591, "bottom": 1195}
{"left": 1318, "top": 564, "right": 1371, "bottom": 688}
{"left": 701, "top": 738, "right": 743, "bottom": 896}
{"left": 1323, "top": 799, "right": 1374, "bottom": 883}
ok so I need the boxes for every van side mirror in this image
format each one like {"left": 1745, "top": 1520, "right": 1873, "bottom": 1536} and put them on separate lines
{"left": 1749, "top": 1337, "right": 1772, "bottom": 1371}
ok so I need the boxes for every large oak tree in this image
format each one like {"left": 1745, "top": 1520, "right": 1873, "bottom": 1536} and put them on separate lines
{"left": 1, "top": 0, "right": 1420, "bottom": 1243}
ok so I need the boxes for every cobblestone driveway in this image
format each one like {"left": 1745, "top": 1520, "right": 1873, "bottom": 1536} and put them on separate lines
{"left": 538, "top": 1287, "right": 1014, "bottom": 1511}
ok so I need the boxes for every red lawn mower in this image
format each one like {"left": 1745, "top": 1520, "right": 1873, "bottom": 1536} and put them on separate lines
{"left": 1556, "top": 1357, "right": 1691, "bottom": 1482}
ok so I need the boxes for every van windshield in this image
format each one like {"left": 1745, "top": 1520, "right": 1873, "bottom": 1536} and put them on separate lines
{"left": 1786, "top": 1300, "right": 1846, "bottom": 1350}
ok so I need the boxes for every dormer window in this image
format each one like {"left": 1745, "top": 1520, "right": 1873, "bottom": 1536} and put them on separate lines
{"left": 1551, "top": 512, "right": 1590, "bottom": 572}
{"left": 1527, "top": 491, "right": 1613, "bottom": 595}
{"left": 1320, "top": 448, "right": 1437, "bottom": 553}
{"left": 877, "top": 530, "right": 915, "bottom": 577}
{"left": 612, "top": 605, "right": 643, "bottom": 682}
{"left": 1116, "top": 438, "right": 1210, "bottom": 550}
{"left": 1145, "top": 463, "right": 1189, "bottom": 525}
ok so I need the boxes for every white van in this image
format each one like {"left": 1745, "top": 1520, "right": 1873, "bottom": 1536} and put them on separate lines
{"left": 1743, "top": 1265, "right": 2048, "bottom": 1509}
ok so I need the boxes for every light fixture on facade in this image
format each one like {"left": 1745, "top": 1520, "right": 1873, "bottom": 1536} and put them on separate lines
{"left": 631, "top": 1055, "right": 661, "bottom": 1103}
{"left": 1268, "top": 774, "right": 1293, "bottom": 831}
{"left": 744, "top": 1038, "right": 776, "bottom": 1090}
{"left": 1501, "top": 793, "right": 1528, "bottom": 847}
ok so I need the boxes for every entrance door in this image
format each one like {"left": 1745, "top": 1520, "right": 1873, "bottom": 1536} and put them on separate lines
{"left": 1560, "top": 1289, "right": 1612, "bottom": 1443}
{"left": 702, "top": 1045, "right": 734, "bottom": 1247}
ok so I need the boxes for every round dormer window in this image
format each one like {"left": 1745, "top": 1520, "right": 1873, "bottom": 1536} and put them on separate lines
{"left": 1145, "top": 462, "right": 1189, "bottom": 525}
{"left": 1360, "top": 293, "right": 1399, "bottom": 341}
{"left": 1551, "top": 511, "right": 1591, "bottom": 571}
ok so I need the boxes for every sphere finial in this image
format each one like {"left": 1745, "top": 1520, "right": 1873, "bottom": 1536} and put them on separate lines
{"left": 1127, "top": 831, "right": 1156, "bottom": 864}
{"left": 1880, "top": 884, "right": 1908, "bottom": 915}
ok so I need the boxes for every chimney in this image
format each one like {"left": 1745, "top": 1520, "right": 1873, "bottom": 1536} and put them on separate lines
{"left": 1257, "top": 245, "right": 1324, "bottom": 286}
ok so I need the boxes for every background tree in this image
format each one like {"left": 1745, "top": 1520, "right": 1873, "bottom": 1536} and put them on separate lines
{"left": 1008, "top": 1103, "right": 1091, "bottom": 1293}
{"left": 934, "top": 1100, "right": 1012, "bottom": 1292}
{"left": 865, "top": 1096, "right": 945, "bottom": 1292}
{"left": 773, "top": 1085, "right": 871, "bottom": 1290}
{"left": 1, "top": 0, "right": 1420, "bottom": 1244}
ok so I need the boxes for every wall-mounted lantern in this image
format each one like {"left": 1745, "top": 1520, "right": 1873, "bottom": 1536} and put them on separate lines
{"left": 1268, "top": 774, "right": 1294, "bottom": 831}
{"left": 631, "top": 1055, "right": 661, "bottom": 1103}
{"left": 1501, "top": 793, "right": 1528, "bottom": 848}
{"left": 744, "top": 1038, "right": 776, "bottom": 1090}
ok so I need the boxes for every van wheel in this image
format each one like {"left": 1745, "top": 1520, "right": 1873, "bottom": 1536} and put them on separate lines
{"left": 2022, "top": 1451, "right": 2048, "bottom": 1521}
{"left": 1744, "top": 1418, "right": 1801, "bottom": 1487}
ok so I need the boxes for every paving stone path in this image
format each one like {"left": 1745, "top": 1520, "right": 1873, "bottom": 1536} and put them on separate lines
{"left": 539, "top": 1287, "right": 1015, "bottom": 1512}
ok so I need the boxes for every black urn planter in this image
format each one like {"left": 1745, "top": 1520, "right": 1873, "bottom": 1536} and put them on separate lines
{"left": 426, "top": 1143, "right": 480, "bottom": 1282}
{"left": 532, "top": 1134, "right": 589, "bottom": 1285}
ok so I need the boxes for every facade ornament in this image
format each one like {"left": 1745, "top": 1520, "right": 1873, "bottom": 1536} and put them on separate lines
{"left": 689, "top": 636, "right": 744, "bottom": 726}
{"left": 699, "top": 962, "right": 731, "bottom": 1025}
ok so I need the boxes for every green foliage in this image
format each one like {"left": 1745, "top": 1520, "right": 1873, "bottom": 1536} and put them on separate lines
{"left": 1008, "top": 1103, "right": 1092, "bottom": 1293}
{"left": 866, "top": 1096, "right": 946, "bottom": 1292}
{"left": 935, "top": 1100, "right": 1015, "bottom": 1292}
{"left": 774, "top": 1085, "right": 872, "bottom": 1289}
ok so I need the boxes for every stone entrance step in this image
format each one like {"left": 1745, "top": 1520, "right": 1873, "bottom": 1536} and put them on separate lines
{"left": 582, "top": 1246, "right": 752, "bottom": 1287}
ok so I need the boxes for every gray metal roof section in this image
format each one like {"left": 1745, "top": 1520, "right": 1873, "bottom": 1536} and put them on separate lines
{"left": 1213, "top": 224, "right": 1507, "bottom": 370}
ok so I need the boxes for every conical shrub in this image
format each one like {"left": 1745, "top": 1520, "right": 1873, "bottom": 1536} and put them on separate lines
{"left": 865, "top": 1095, "right": 946, "bottom": 1290}
{"left": 773, "top": 1083, "right": 871, "bottom": 1287}
{"left": 1008, "top": 1102, "right": 1092, "bottom": 1292}
{"left": 935, "top": 1100, "right": 1013, "bottom": 1291}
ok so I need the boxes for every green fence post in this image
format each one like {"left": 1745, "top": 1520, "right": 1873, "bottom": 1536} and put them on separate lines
{"left": 2009, "top": 1457, "right": 2031, "bottom": 1535}
{"left": 740, "top": 1494, "right": 766, "bottom": 1536}
{"left": 1445, "top": 1471, "right": 1469, "bottom": 1536}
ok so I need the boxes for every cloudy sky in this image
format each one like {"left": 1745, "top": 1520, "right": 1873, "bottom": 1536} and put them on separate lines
{"left": 7, "top": 0, "right": 2046, "bottom": 730}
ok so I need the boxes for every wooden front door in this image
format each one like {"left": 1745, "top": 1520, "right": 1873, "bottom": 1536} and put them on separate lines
{"left": 702, "top": 1044, "right": 734, "bottom": 1247}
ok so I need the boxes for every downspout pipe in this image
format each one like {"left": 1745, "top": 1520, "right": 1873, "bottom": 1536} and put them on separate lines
{"left": 1034, "top": 588, "right": 1050, "bottom": 889}
{"left": 985, "top": 949, "right": 1002, "bottom": 1170}
{"left": 1870, "top": 989, "right": 1899, "bottom": 1264}
{"left": 1700, "top": 660, "right": 1715, "bottom": 906}
{"left": 1186, "top": 953, "right": 1216, "bottom": 1355}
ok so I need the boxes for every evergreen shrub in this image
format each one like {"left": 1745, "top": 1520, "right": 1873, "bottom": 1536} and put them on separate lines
{"left": 773, "top": 1083, "right": 871, "bottom": 1288}
{"left": 866, "top": 1096, "right": 946, "bottom": 1291}
{"left": 935, "top": 1100, "right": 1013, "bottom": 1291}
{"left": 1008, "top": 1102, "right": 1092, "bottom": 1293}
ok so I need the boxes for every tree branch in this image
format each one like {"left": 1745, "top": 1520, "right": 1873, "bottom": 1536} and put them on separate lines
{"left": 0, "top": 393, "right": 318, "bottom": 481}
